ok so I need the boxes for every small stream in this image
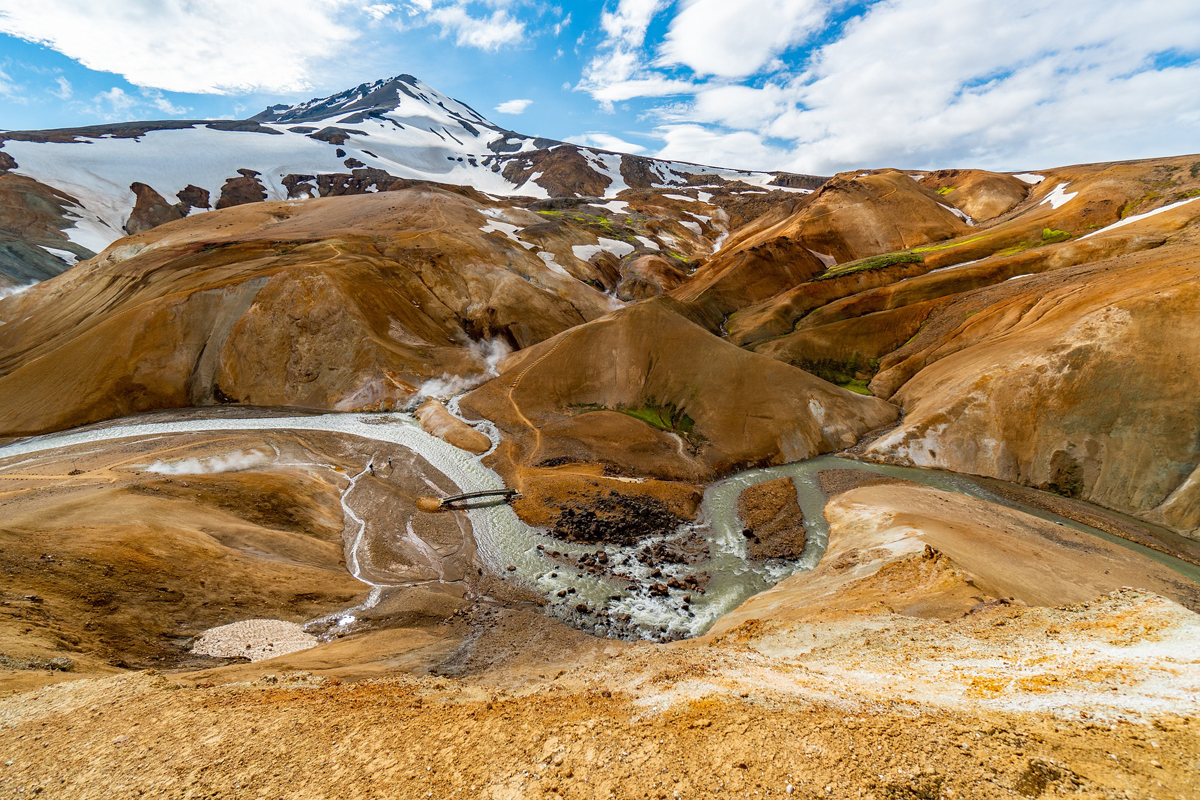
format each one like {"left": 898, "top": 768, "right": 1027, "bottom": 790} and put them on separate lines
{"left": 2, "top": 412, "right": 1196, "bottom": 641}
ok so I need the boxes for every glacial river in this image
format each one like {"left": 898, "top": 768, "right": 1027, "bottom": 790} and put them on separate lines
{"left": 1, "top": 410, "right": 1196, "bottom": 640}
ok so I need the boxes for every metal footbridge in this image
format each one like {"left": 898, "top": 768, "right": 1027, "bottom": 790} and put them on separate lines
{"left": 437, "top": 489, "right": 520, "bottom": 509}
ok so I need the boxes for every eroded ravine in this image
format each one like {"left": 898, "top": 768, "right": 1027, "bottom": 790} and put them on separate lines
{"left": 2, "top": 411, "right": 1196, "bottom": 645}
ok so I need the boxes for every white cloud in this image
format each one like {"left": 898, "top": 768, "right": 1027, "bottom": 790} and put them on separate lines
{"left": 590, "top": 76, "right": 694, "bottom": 104}
{"left": 577, "top": 0, "right": 674, "bottom": 108}
{"left": 660, "top": 83, "right": 791, "bottom": 130}
{"left": 599, "top": 0, "right": 667, "bottom": 48}
{"left": 553, "top": 12, "right": 572, "bottom": 36}
{"left": 51, "top": 75, "right": 72, "bottom": 99}
{"left": 83, "top": 85, "right": 191, "bottom": 121}
{"left": 142, "top": 89, "right": 188, "bottom": 116}
{"left": 364, "top": 3, "right": 397, "bottom": 20}
{"left": 0, "top": 66, "right": 17, "bottom": 99}
{"left": 572, "top": 0, "right": 1200, "bottom": 173}
{"left": 653, "top": 124, "right": 788, "bottom": 170}
{"left": 428, "top": 4, "right": 525, "bottom": 50}
{"left": 773, "top": 0, "right": 1200, "bottom": 172}
{"left": 93, "top": 87, "right": 138, "bottom": 119}
{"left": 495, "top": 97, "right": 533, "bottom": 114}
{"left": 567, "top": 132, "right": 647, "bottom": 154}
{"left": 0, "top": 0, "right": 360, "bottom": 94}
{"left": 657, "top": 0, "right": 830, "bottom": 78}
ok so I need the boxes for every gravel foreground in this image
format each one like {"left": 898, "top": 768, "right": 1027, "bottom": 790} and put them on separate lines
{"left": 2, "top": 592, "right": 1197, "bottom": 800}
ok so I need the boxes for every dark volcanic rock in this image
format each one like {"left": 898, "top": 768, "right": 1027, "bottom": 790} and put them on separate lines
{"left": 308, "top": 127, "right": 366, "bottom": 145}
{"left": 501, "top": 146, "right": 612, "bottom": 198}
{"left": 737, "top": 477, "right": 807, "bottom": 560}
{"left": 550, "top": 493, "right": 685, "bottom": 547}
{"left": 216, "top": 169, "right": 267, "bottom": 209}
{"left": 176, "top": 184, "right": 211, "bottom": 211}
{"left": 125, "top": 182, "right": 185, "bottom": 235}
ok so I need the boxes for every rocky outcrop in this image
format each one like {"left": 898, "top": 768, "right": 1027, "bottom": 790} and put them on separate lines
{"left": 216, "top": 169, "right": 268, "bottom": 209}
{"left": 176, "top": 184, "right": 211, "bottom": 211}
{"left": 502, "top": 146, "right": 613, "bottom": 198}
{"left": 737, "top": 477, "right": 806, "bottom": 560}
{"left": 125, "top": 182, "right": 186, "bottom": 235}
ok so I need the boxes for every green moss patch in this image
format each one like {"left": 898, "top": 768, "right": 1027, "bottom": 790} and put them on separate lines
{"left": 910, "top": 233, "right": 993, "bottom": 254}
{"left": 837, "top": 378, "right": 873, "bottom": 395}
{"left": 818, "top": 251, "right": 923, "bottom": 280}
{"left": 1041, "top": 228, "right": 1071, "bottom": 244}
{"left": 618, "top": 403, "right": 696, "bottom": 436}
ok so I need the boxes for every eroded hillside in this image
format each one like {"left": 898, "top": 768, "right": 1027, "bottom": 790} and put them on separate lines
{"left": 2, "top": 126, "right": 1199, "bottom": 798}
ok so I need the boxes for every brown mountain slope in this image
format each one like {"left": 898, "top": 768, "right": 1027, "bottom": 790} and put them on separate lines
{"left": 0, "top": 188, "right": 627, "bottom": 436}
{"left": 674, "top": 169, "right": 971, "bottom": 324}
{"left": 862, "top": 216, "right": 1200, "bottom": 538}
{"left": 918, "top": 168, "right": 1030, "bottom": 221}
{"left": 722, "top": 155, "right": 1200, "bottom": 348}
{"left": 460, "top": 300, "right": 896, "bottom": 482}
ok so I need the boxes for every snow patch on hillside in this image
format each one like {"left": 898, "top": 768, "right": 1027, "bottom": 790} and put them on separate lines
{"left": 573, "top": 237, "right": 635, "bottom": 261}
{"left": 1039, "top": 183, "right": 1077, "bottom": 209}
{"left": 1080, "top": 196, "right": 1200, "bottom": 240}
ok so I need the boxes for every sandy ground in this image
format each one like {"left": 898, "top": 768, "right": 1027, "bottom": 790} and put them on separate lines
{"left": 1, "top": 482, "right": 1198, "bottom": 798}
{"left": 1, "top": 586, "right": 1197, "bottom": 800}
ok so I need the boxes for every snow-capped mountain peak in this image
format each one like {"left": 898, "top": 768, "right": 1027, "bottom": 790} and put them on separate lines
{"left": 0, "top": 73, "right": 816, "bottom": 277}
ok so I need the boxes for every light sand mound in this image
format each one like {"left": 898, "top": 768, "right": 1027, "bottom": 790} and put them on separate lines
{"left": 415, "top": 398, "right": 492, "bottom": 454}
{"left": 192, "top": 619, "right": 318, "bottom": 662}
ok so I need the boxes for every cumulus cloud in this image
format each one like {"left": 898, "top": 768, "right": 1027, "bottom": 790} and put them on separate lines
{"left": 94, "top": 87, "right": 138, "bottom": 120}
{"left": 576, "top": 0, "right": 1200, "bottom": 173}
{"left": 427, "top": 4, "right": 526, "bottom": 50}
{"left": 653, "top": 124, "right": 788, "bottom": 170}
{"left": 577, "top": 0, "right": 692, "bottom": 108}
{"left": 494, "top": 97, "right": 533, "bottom": 114}
{"left": 774, "top": 0, "right": 1200, "bottom": 172}
{"left": 566, "top": 132, "right": 647, "bottom": 154}
{"left": 0, "top": 0, "right": 359, "bottom": 94}
{"left": 656, "top": 0, "right": 830, "bottom": 78}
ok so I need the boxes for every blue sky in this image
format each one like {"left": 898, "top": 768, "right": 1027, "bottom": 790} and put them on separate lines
{"left": 1, "top": 0, "right": 1198, "bottom": 174}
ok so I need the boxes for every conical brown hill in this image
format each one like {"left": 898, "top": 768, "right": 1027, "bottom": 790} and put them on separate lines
{"left": 460, "top": 299, "right": 897, "bottom": 482}
{"left": 917, "top": 169, "right": 1030, "bottom": 221}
